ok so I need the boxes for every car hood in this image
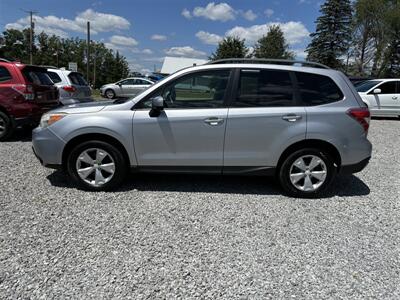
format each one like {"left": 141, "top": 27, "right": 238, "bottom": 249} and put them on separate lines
{"left": 52, "top": 100, "right": 115, "bottom": 114}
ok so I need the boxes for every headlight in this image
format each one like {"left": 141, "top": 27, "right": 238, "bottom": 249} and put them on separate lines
{"left": 40, "top": 113, "right": 67, "bottom": 128}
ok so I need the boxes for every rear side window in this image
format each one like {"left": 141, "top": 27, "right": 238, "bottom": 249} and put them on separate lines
{"left": 296, "top": 72, "right": 343, "bottom": 106}
{"left": 47, "top": 71, "right": 62, "bottom": 83}
{"left": 22, "top": 68, "right": 53, "bottom": 85}
{"left": 68, "top": 72, "right": 88, "bottom": 86}
{"left": 0, "top": 66, "right": 12, "bottom": 82}
{"left": 234, "top": 69, "right": 294, "bottom": 107}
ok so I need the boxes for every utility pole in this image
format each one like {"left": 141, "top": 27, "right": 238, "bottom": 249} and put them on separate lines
{"left": 22, "top": 9, "right": 37, "bottom": 64}
{"left": 86, "top": 21, "right": 90, "bottom": 84}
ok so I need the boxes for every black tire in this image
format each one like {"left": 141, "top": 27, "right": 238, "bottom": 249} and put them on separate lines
{"left": 105, "top": 89, "right": 116, "bottom": 99}
{"left": 67, "top": 140, "right": 127, "bottom": 191}
{"left": 278, "top": 148, "right": 337, "bottom": 198}
{"left": 0, "top": 111, "right": 14, "bottom": 141}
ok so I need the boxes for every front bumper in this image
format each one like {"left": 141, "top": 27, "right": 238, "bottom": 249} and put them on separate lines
{"left": 340, "top": 157, "right": 371, "bottom": 174}
{"left": 32, "top": 127, "right": 65, "bottom": 169}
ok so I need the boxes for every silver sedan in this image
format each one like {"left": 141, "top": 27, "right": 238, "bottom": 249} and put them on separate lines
{"left": 100, "top": 77, "right": 154, "bottom": 99}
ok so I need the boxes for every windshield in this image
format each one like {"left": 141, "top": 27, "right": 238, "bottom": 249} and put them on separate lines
{"left": 356, "top": 80, "right": 381, "bottom": 92}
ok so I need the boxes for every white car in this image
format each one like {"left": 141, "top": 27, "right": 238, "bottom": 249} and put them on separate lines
{"left": 46, "top": 67, "right": 92, "bottom": 105}
{"left": 356, "top": 79, "right": 400, "bottom": 117}
{"left": 100, "top": 77, "right": 154, "bottom": 99}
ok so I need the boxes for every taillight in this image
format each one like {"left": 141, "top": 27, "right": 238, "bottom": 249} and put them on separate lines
{"left": 347, "top": 107, "right": 371, "bottom": 133}
{"left": 12, "top": 84, "right": 35, "bottom": 100}
{"left": 62, "top": 85, "right": 76, "bottom": 93}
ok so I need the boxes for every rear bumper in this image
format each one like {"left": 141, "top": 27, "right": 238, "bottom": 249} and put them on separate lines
{"left": 340, "top": 157, "right": 371, "bottom": 174}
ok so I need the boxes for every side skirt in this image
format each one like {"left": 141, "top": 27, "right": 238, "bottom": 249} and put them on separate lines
{"left": 130, "top": 166, "right": 276, "bottom": 176}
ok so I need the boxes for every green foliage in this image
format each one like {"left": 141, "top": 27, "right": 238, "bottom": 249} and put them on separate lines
{"left": 254, "top": 25, "right": 294, "bottom": 59}
{"left": 210, "top": 36, "right": 249, "bottom": 60}
{"left": 306, "top": 0, "right": 352, "bottom": 69}
{"left": 0, "top": 29, "right": 130, "bottom": 88}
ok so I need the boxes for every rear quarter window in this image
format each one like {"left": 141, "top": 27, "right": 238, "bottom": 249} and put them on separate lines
{"left": 0, "top": 66, "right": 12, "bottom": 82}
{"left": 295, "top": 72, "right": 344, "bottom": 106}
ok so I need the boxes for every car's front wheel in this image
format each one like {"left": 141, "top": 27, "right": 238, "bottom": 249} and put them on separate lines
{"left": 67, "top": 140, "right": 127, "bottom": 191}
{"left": 278, "top": 148, "right": 336, "bottom": 198}
{"left": 0, "top": 111, "right": 14, "bottom": 141}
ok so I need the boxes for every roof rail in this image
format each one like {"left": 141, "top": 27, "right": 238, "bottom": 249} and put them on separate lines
{"left": 207, "top": 58, "right": 330, "bottom": 69}
{"left": 39, "top": 65, "right": 58, "bottom": 69}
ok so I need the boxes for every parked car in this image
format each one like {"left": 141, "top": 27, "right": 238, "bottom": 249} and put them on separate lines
{"left": 100, "top": 77, "right": 154, "bottom": 99}
{"left": 32, "top": 59, "right": 372, "bottom": 198}
{"left": 356, "top": 79, "right": 400, "bottom": 117}
{"left": 0, "top": 59, "right": 59, "bottom": 141}
{"left": 45, "top": 67, "right": 92, "bottom": 105}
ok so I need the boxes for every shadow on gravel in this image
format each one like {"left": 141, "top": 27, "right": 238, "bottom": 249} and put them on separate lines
{"left": 47, "top": 171, "right": 370, "bottom": 197}
{"left": 5, "top": 128, "right": 32, "bottom": 142}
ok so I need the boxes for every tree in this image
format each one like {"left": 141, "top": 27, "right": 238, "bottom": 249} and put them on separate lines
{"left": 382, "top": 0, "right": 400, "bottom": 77}
{"left": 254, "top": 25, "right": 294, "bottom": 59}
{"left": 306, "top": 0, "right": 352, "bottom": 69}
{"left": 210, "top": 36, "right": 249, "bottom": 60}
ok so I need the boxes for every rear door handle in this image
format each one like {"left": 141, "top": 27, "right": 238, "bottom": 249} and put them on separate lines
{"left": 204, "top": 117, "right": 224, "bottom": 126}
{"left": 282, "top": 114, "right": 302, "bottom": 122}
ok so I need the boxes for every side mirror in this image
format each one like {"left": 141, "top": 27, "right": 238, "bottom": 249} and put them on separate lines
{"left": 149, "top": 96, "right": 164, "bottom": 117}
{"left": 373, "top": 88, "right": 381, "bottom": 94}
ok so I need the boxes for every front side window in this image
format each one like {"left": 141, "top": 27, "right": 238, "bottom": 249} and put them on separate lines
{"left": 142, "top": 70, "right": 230, "bottom": 109}
{"left": 0, "top": 66, "right": 12, "bottom": 82}
{"left": 356, "top": 80, "right": 381, "bottom": 93}
{"left": 234, "top": 69, "right": 294, "bottom": 107}
{"left": 296, "top": 72, "right": 343, "bottom": 106}
{"left": 376, "top": 81, "right": 396, "bottom": 94}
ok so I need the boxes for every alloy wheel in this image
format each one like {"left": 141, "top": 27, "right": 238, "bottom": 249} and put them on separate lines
{"left": 76, "top": 148, "right": 115, "bottom": 187}
{"left": 289, "top": 155, "right": 327, "bottom": 192}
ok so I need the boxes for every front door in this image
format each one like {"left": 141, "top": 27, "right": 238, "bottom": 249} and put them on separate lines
{"left": 133, "top": 69, "right": 232, "bottom": 170}
{"left": 366, "top": 81, "right": 399, "bottom": 114}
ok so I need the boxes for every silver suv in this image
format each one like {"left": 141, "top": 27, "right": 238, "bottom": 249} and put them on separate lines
{"left": 32, "top": 59, "right": 372, "bottom": 198}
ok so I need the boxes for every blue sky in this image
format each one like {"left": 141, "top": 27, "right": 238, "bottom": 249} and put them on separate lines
{"left": 0, "top": 0, "right": 323, "bottom": 73}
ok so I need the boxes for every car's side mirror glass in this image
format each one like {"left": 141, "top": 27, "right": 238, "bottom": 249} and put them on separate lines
{"left": 373, "top": 88, "right": 381, "bottom": 94}
{"left": 149, "top": 96, "right": 164, "bottom": 117}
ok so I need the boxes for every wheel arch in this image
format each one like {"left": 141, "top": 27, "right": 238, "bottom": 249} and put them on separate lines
{"left": 277, "top": 139, "right": 342, "bottom": 173}
{"left": 62, "top": 133, "right": 130, "bottom": 168}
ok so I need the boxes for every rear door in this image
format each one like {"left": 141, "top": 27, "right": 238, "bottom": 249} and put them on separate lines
{"left": 223, "top": 68, "right": 307, "bottom": 169}
{"left": 131, "top": 79, "right": 152, "bottom": 96}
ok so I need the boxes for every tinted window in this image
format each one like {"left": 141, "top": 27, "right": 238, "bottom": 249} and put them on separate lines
{"left": 296, "top": 72, "right": 343, "bottom": 106}
{"left": 68, "top": 72, "right": 88, "bottom": 86}
{"left": 0, "top": 66, "right": 12, "bottom": 82}
{"left": 234, "top": 69, "right": 294, "bottom": 107}
{"left": 47, "top": 71, "right": 62, "bottom": 83}
{"left": 120, "top": 79, "right": 135, "bottom": 85}
{"left": 22, "top": 67, "right": 53, "bottom": 85}
{"left": 376, "top": 81, "right": 396, "bottom": 94}
{"left": 136, "top": 79, "right": 152, "bottom": 85}
{"left": 355, "top": 80, "right": 381, "bottom": 92}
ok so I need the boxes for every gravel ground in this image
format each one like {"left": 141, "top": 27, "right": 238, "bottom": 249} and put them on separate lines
{"left": 0, "top": 119, "right": 399, "bottom": 299}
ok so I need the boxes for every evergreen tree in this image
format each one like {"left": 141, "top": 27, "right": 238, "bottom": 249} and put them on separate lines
{"left": 306, "top": 0, "right": 352, "bottom": 69}
{"left": 210, "top": 36, "right": 249, "bottom": 60}
{"left": 254, "top": 25, "right": 294, "bottom": 59}
{"left": 382, "top": 0, "right": 400, "bottom": 77}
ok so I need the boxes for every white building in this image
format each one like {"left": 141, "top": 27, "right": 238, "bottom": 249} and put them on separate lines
{"left": 160, "top": 56, "right": 208, "bottom": 75}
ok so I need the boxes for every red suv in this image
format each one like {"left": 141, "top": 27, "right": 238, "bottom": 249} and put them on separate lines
{"left": 0, "top": 59, "right": 60, "bottom": 140}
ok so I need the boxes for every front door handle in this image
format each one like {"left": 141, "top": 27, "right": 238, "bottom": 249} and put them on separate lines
{"left": 204, "top": 117, "right": 224, "bottom": 126}
{"left": 282, "top": 114, "right": 302, "bottom": 122}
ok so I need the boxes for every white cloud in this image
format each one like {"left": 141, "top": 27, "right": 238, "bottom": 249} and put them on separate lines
{"left": 142, "top": 48, "right": 153, "bottom": 55}
{"left": 104, "top": 42, "right": 123, "bottom": 52}
{"left": 192, "top": 2, "right": 236, "bottom": 22}
{"left": 293, "top": 49, "right": 307, "bottom": 59}
{"left": 110, "top": 35, "right": 138, "bottom": 47}
{"left": 226, "top": 21, "right": 310, "bottom": 45}
{"left": 196, "top": 31, "right": 223, "bottom": 45}
{"left": 5, "top": 9, "right": 130, "bottom": 37}
{"left": 264, "top": 9, "right": 274, "bottom": 18}
{"left": 242, "top": 10, "right": 257, "bottom": 21}
{"left": 181, "top": 8, "right": 192, "bottom": 19}
{"left": 165, "top": 46, "right": 206, "bottom": 58}
{"left": 151, "top": 34, "right": 167, "bottom": 41}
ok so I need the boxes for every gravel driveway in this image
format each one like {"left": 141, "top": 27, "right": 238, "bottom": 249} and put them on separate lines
{"left": 1, "top": 119, "right": 399, "bottom": 299}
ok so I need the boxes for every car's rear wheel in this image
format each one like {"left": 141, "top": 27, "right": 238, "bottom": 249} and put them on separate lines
{"left": 67, "top": 140, "right": 127, "bottom": 191}
{"left": 0, "top": 111, "right": 14, "bottom": 141}
{"left": 105, "top": 89, "right": 116, "bottom": 99}
{"left": 278, "top": 148, "right": 336, "bottom": 198}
